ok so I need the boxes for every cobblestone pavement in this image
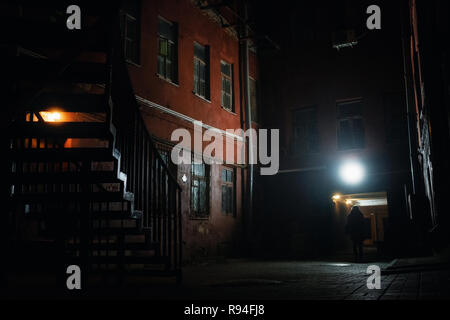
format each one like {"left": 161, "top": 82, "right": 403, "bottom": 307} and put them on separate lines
{"left": 158, "top": 258, "right": 450, "bottom": 300}
{"left": 3, "top": 256, "right": 450, "bottom": 300}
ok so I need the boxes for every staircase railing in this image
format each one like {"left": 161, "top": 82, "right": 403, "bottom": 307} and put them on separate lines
{"left": 107, "top": 7, "right": 182, "bottom": 274}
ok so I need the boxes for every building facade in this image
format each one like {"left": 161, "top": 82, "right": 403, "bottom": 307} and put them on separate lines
{"left": 121, "top": 0, "right": 259, "bottom": 261}
{"left": 255, "top": 0, "right": 421, "bottom": 258}
{"left": 404, "top": 0, "right": 450, "bottom": 251}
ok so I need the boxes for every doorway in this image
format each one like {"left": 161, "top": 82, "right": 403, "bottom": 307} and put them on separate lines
{"left": 333, "top": 191, "right": 389, "bottom": 252}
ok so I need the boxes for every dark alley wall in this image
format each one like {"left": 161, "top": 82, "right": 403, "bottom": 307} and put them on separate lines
{"left": 254, "top": 0, "right": 418, "bottom": 258}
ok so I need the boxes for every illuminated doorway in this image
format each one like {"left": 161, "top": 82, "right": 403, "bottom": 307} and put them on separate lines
{"left": 332, "top": 191, "right": 389, "bottom": 251}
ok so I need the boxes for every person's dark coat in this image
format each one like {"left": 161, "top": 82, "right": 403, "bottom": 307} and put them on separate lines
{"left": 345, "top": 206, "right": 365, "bottom": 242}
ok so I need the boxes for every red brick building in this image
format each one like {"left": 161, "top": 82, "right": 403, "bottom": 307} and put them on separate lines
{"left": 121, "top": 0, "right": 259, "bottom": 261}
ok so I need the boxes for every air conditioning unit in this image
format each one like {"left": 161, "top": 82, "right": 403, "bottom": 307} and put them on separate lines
{"left": 332, "top": 29, "right": 358, "bottom": 50}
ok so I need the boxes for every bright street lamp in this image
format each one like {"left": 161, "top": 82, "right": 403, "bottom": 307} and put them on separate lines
{"left": 339, "top": 161, "right": 365, "bottom": 185}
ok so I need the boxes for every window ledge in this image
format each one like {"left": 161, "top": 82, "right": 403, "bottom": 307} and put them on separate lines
{"left": 222, "top": 213, "right": 236, "bottom": 217}
{"left": 189, "top": 215, "right": 210, "bottom": 221}
{"left": 193, "top": 92, "right": 211, "bottom": 103}
{"left": 221, "top": 106, "right": 236, "bottom": 115}
{"left": 156, "top": 73, "right": 179, "bottom": 87}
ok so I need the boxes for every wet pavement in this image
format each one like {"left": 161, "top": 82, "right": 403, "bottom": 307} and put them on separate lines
{"left": 3, "top": 248, "right": 450, "bottom": 300}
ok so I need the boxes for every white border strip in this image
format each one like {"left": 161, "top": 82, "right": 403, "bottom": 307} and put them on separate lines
{"left": 136, "top": 95, "right": 244, "bottom": 141}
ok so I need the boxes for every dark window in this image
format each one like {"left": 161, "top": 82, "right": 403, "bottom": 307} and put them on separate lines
{"left": 337, "top": 100, "right": 365, "bottom": 150}
{"left": 194, "top": 42, "right": 210, "bottom": 99}
{"left": 292, "top": 107, "right": 319, "bottom": 154}
{"left": 120, "top": 1, "right": 140, "bottom": 64}
{"left": 157, "top": 17, "right": 178, "bottom": 82}
{"left": 221, "top": 168, "right": 235, "bottom": 216}
{"left": 191, "top": 160, "right": 210, "bottom": 218}
{"left": 221, "top": 61, "right": 233, "bottom": 111}
{"left": 249, "top": 78, "right": 257, "bottom": 122}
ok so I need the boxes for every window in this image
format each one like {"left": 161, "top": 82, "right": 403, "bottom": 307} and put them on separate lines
{"left": 221, "top": 61, "right": 233, "bottom": 111}
{"left": 193, "top": 42, "right": 210, "bottom": 99}
{"left": 120, "top": 1, "right": 140, "bottom": 64}
{"left": 337, "top": 100, "right": 365, "bottom": 150}
{"left": 292, "top": 107, "right": 319, "bottom": 155}
{"left": 157, "top": 17, "right": 177, "bottom": 82}
{"left": 191, "top": 161, "right": 210, "bottom": 218}
{"left": 221, "top": 168, "right": 235, "bottom": 216}
{"left": 249, "top": 78, "right": 258, "bottom": 122}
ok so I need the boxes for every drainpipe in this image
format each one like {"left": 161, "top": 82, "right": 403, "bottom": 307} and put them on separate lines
{"left": 239, "top": 0, "right": 254, "bottom": 253}
{"left": 400, "top": 0, "right": 418, "bottom": 196}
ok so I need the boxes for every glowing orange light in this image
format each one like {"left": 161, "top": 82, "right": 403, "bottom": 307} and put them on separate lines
{"left": 332, "top": 194, "right": 341, "bottom": 200}
{"left": 40, "top": 111, "right": 62, "bottom": 122}
{"left": 345, "top": 200, "right": 353, "bottom": 205}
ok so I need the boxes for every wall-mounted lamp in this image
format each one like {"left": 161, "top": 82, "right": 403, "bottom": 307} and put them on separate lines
{"left": 339, "top": 161, "right": 365, "bottom": 185}
{"left": 332, "top": 194, "right": 341, "bottom": 200}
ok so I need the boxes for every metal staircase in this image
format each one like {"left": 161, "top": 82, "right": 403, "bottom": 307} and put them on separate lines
{"left": 3, "top": 1, "right": 182, "bottom": 290}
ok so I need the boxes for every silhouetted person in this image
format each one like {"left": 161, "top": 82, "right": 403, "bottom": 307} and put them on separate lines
{"left": 345, "top": 206, "right": 365, "bottom": 262}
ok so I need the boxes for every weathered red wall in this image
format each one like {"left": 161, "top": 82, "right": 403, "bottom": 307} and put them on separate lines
{"left": 126, "top": 0, "right": 255, "bottom": 261}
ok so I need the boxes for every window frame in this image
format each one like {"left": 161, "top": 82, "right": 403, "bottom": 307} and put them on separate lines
{"left": 193, "top": 42, "right": 210, "bottom": 100}
{"left": 221, "top": 167, "right": 236, "bottom": 216}
{"left": 336, "top": 99, "right": 365, "bottom": 150}
{"left": 221, "top": 60, "right": 234, "bottom": 112}
{"left": 120, "top": 2, "right": 140, "bottom": 65}
{"left": 157, "top": 16, "right": 178, "bottom": 83}
{"left": 190, "top": 156, "right": 210, "bottom": 219}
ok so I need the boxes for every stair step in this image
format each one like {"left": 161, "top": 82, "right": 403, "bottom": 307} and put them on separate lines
{"left": 67, "top": 242, "right": 158, "bottom": 251}
{"left": 8, "top": 171, "right": 120, "bottom": 184}
{"left": 88, "top": 269, "right": 179, "bottom": 277}
{"left": 13, "top": 191, "right": 133, "bottom": 203}
{"left": 30, "top": 93, "right": 108, "bottom": 113}
{"left": 7, "top": 148, "right": 116, "bottom": 161}
{"left": 87, "top": 227, "right": 144, "bottom": 236}
{"left": 91, "top": 211, "right": 141, "bottom": 220}
{"left": 69, "top": 255, "right": 169, "bottom": 265}
{"left": 92, "top": 219, "right": 138, "bottom": 228}
{"left": 8, "top": 123, "right": 111, "bottom": 139}
{"left": 11, "top": 56, "right": 107, "bottom": 84}
{"left": 67, "top": 226, "right": 146, "bottom": 236}
{"left": 68, "top": 233, "right": 148, "bottom": 244}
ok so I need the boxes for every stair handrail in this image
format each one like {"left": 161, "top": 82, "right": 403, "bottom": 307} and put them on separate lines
{"left": 106, "top": 4, "right": 182, "bottom": 273}
{"left": 107, "top": 8, "right": 181, "bottom": 191}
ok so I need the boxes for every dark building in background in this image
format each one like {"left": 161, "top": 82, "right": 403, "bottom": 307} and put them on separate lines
{"left": 403, "top": 0, "right": 450, "bottom": 251}
{"left": 254, "top": 0, "right": 424, "bottom": 258}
